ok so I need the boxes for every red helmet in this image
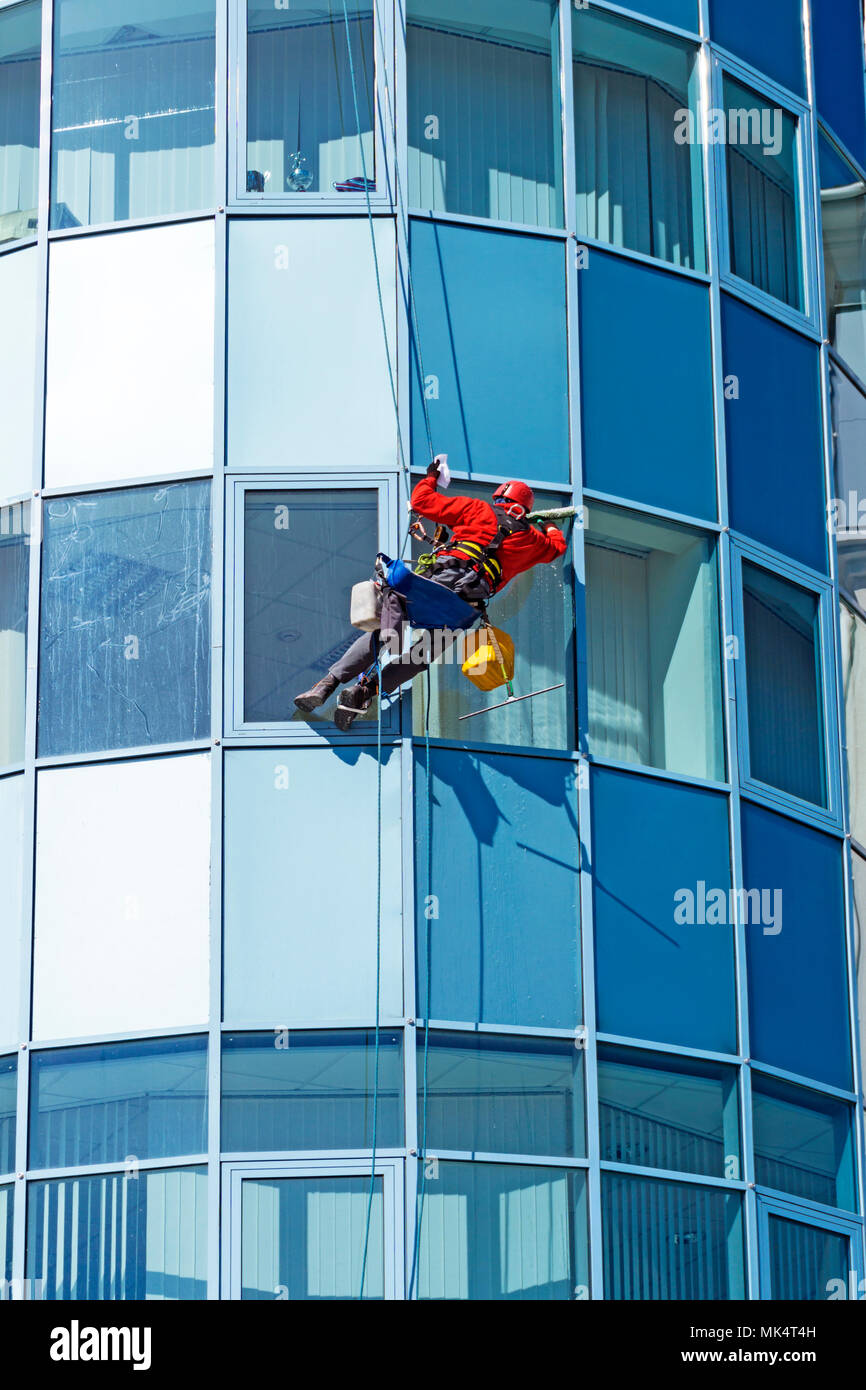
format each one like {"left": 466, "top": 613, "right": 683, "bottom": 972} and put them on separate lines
{"left": 492, "top": 480, "right": 534, "bottom": 514}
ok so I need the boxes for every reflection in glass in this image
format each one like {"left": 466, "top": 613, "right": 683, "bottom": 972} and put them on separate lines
{"left": 416, "top": 1160, "right": 588, "bottom": 1300}
{"left": 840, "top": 605, "right": 866, "bottom": 846}
{"left": 0, "top": 502, "right": 28, "bottom": 766}
{"left": 0, "top": 1055, "right": 16, "bottom": 1175}
{"left": 241, "top": 1175, "right": 383, "bottom": 1300}
{"left": 752, "top": 1072, "right": 855, "bottom": 1211}
{"left": 584, "top": 502, "right": 724, "bottom": 782}
{"left": 852, "top": 851, "right": 866, "bottom": 1091}
{"left": 247, "top": 0, "right": 374, "bottom": 197}
{"left": 0, "top": 1184, "right": 11, "bottom": 1285}
{"left": 830, "top": 363, "right": 866, "bottom": 608}
{"left": 407, "top": 0, "right": 563, "bottom": 228}
{"left": 221, "top": 1031, "right": 403, "bottom": 1152}
{"left": 820, "top": 138, "right": 866, "bottom": 386}
{"left": 38, "top": 481, "right": 211, "bottom": 757}
{"left": 29, "top": 1036, "right": 208, "bottom": 1172}
{"left": 419, "top": 1032, "right": 584, "bottom": 1158}
{"left": 767, "top": 1215, "right": 850, "bottom": 1300}
{"left": 243, "top": 488, "right": 378, "bottom": 726}
{"left": 742, "top": 561, "right": 825, "bottom": 807}
{"left": 27, "top": 1166, "right": 207, "bottom": 1299}
{"left": 573, "top": 6, "right": 705, "bottom": 271}
{"left": 603, "top": 1172, "right": 744, "bottom": 1299}
{"left": 0, "top": 0, "right": 41, "bottom": 244}
{"left": 724, "top": 76, "right": 803, "bottom": 311}
{"left": 598, "top": 1046, "right": 739, "bottom": 1180}
{"left": 51, "top": 0, "right": 216, "bottom": 228}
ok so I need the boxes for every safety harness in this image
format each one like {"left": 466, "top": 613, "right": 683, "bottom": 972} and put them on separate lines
{"left": 415, "top": 505, "right": 530, "bottom": 594}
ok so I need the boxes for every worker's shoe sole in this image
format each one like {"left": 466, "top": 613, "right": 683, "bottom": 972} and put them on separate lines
{"left": 334, "top": 681, "right": 376, "bottom": 732}
{"left": 294, "top": 675, "right": 339, "bottom": 713}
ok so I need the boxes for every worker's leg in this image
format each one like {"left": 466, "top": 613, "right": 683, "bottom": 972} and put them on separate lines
{"left": 295, "top": 590, "right": 407, "bottom": 713}
{"left": 379, "top": 626, "right": 462, "bottom": 695}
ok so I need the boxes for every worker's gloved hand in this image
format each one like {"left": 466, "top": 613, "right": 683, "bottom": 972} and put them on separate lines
{"left": 426, "top": 460, "right": 440, "bottom": 479}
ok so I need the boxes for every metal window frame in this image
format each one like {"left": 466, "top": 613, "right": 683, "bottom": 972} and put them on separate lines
{"left": 756, "top": 1191, "right": 865, "bottom": 1299}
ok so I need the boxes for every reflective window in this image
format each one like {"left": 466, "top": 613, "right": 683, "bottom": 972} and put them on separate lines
{"left": 38, "top": 481, "right": 211, "bottom": 757}
{"left": 852, "top": 851, "right": 866, "bottom": 1090}
{"left": 767, "top": 1214, "right": 851, "bottom": 1301}
{"left": 741, "top": 561, "right": 826, "bottom": 807}
{"left": 821, "top": 139, "right": 866, "bottom": 388}
{"left": 572, "top": 7, "right": 705, "bottom": 272}
{"left": 0, "top": 1055, "right": 15, "bottom": 1174}
{"left": 411, "top": 481, "right": 572, "bottom": 748}
{"left": 0, "top": 1183, "right": 11, "bottom": 1286}
{"left": 840, "top": 604, "right": 866, "bottom": 847}
{"left": 0, "top": 0, "right": 41, "bottom": 244}
{"left": 418, "top": 1032, "right": 584, "bottom": 1159}
{"left": 407, "top": 0, "right": 562, "bottom": 228}
{"left": 633, "top": 0, "right": 697, "bottom": 29}
{"left": 585, "top": 503, "right": 724, "bottom": 783}
{"left": 709, "top": 0, "right": 804, "bottom": 99}
{"left": 27, "top": 1166, "right": 207, "bottom": 1299}
{"left": 602, "top": 1173, "right": 744, "bottom": 1299}
{"left": 0, "top": 502, "right": 28, "bottom": 767}
{"left": 812, "top": 0, "right": 866, "bottom": 169}
{"left": 242, "top": 488, "right": 378, "bottom": 727}
{"left": 830, "top": 363, "right": 866, "bottom": 607}
{"left": 723, "top": 76, "right": 803, "bottom": 312}
{"left": 29, "top": 1037, "right": 208, "bottom": 1172}
{"left": 222, "top": 1031, "right": 403, "bottom": 1153}
{"left": 752, "top": 1073, "right": 855, "bottom": 1211}
{"left": 51, "top": 0, "right": 216, "bottom": 229}
{"left": 598, "top": 1046, "right": 739, "bottom": 1181}
{"left": 416, "top": 1160, "right": 588, "bottom": 1300}
{"left": 247, "top": 0, "right": 373, "bottom": 197}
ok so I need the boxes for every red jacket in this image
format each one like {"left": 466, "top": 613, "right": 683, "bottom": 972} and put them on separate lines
{"left": 410, "top": 476, "right": 567, "bottom": 591}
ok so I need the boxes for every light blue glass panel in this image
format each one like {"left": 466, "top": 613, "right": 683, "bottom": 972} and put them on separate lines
{"left": 221, "top": 1031, "right": 403, "bottom": 1152}
{"left": 0, "top": 1183, "right": 11, "bottom": 1286}
{"left": 51, "top": 0, "right": 216, "bottom": 228}
{"left": 598, "top": 1046, "right": 739, "bottom": 1180}
{"left": 418, "top": 1032, "right": 584, "bottom": 1158}
{"left": 416, "top": 1160, "right": 588, "bottom": 1300}
{"left": 585, "top": 503, "right": 724, "bottom": 782}
{"left": 410, "top": 219, "right": 569, "bottom": 482}
{"left": 822, "top": 141, "right": 866, "bottom": 389}
{"left": 241, "top": 1175, "right": 383, "bottom": 1300}
{"left": 573, "top": 7, "right": 705, "bottom": 271}
{"left": 831, "top": 367, "right": 866, "bottom": 609}
{"left": 27, "top": 1166, "right": 207, "bottom": 1300}
{"left": 742, "top": 802, "right": 851, "bottom": 1091}
{"left": 724, "top": 76, "right": 803, "bottom": 312}
{"left": 812, "top": 0, "right": 866, "bottom": 170}
{"left": 603, "top": 1173, "right": 744, "bottom": 1299}
{"left": 752, "top": 1073, "right": 855, "bottom": 1211}
{"left": 710, "top": 0, "right": 804, "bottom": 97}
{"left": 0, "top": 502, "right": 28, "bottom": 766}
{"left": 247, "top": 0, "right": 373, "bottom": 196}
{"left": 742, "top": 562, "right": 826, "bottom": 807}
{"left": 38, "top": 481, "right": 211, "bottom": 757}
{"left": 29, "top": 1036, "right": 208, "bottom": 1171}
{"left": 723, "top": 294, "right": 827, "bottom": 573}
{"left": 767, "top": 1215, "right": 850, "bottom": 1300}
{"left": 580, "top": 252, "right": 717, "bottom": 520}
{"left": 407, "top": 0, "right": 563, "bottom": 228}
{"left": 415, "top": 749, "right": 581, "bottom": 1030}
{"left": 0, "top": 1055, "right": 15, "bottom": 1174}
{"left": 592, "top": 768, "right": 737, "bottom": 1054}
{"left": 0, "top": 0, "right": 40, "bottom": 244}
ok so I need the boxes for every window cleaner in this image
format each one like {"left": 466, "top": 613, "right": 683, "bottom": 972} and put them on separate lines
{"left": 293, "top": 457, "right": 569, "bottom": 729}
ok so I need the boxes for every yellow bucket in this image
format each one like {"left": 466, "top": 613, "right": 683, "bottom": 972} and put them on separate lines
{"left": 461, "top": 625, "right": 515, "bottom": 692}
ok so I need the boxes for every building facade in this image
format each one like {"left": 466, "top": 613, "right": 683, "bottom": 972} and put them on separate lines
{"left": 0, "top": 0, "right": 865, "bottom": 1300}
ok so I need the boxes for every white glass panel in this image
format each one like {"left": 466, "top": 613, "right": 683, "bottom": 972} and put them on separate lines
{"left": 0, "top": 775, "right": 24, "bottom": 1051}
{"left": 0, "top": 245, "right": 38, "bottom": 502}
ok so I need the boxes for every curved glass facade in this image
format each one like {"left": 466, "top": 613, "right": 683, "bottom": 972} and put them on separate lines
{"left": 0, "top": 0, "right": 864, "bottom": 1301}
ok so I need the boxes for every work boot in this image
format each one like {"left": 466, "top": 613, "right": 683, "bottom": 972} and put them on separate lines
{"left": 334, "top": 678, "right": 377, "bottom": 732}
{"left": 294, "top": 673, "right": 339, "bottom": 713}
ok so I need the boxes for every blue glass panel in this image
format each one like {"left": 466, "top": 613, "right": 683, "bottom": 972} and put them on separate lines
{"left": 631, "top": 0, "right": 698, "bottom": 32}
{"left": 603, "top": 1173, "right": 744, "bottom": 1299}
{"left": 27, "top": 1166, "right": 207, "bottom": 1299}
{"left": 0, "top": 503, "right": 28, "bottom": 766}
{"left": 722, "top": 295, "right": 827, "bottom": 572}
{"left": 0, "top": 1055, "right": 15, "bottom": 1174}
{"left": 38, "top": 481, "right": 211, "bottom": 757}
{"left": 812, "top": 0, "right": 866, "bottom": 169}
{"left": 598, "top": 1045, "right": 739, "bottom": 1180}
{"left": 415, "top": 749, "right": 581, "bottom": 1030}
{"left": 592, "top": 768, "right": 737, "bottom": 1054}
{"left": 0, "top": 0, "right": 40, "bottom": 243}
{"left": 742, "top": 802, "right": 852, "bottom": 1091}
{"left": 29, "top": 1036, "right": 208, "bottom": 1171}
{"left": 580, "top": 252, "right": 716, "bottom": 520}
{"left": 709, "top": 0, "right": 804, "bottom": 97}
{"left": 221, "top": 1031, "right": 403, "bottom": 1152}
{"left": 410, "top": 219, "right": 569, "bottom": 483}
{"left": 51, "top": 0, "right": 216, "bottom": 228}
{"left": 767, "top": 1215, "right": 850, "bottom": 1300}
{"left": 752, "top": 1072, "right": 855, "bottom": 1210}
{"left": 416, "top": 1160, "right": 588, "bottom": 1300}
{"left": 418, "top": 1031, "right": 584, "bottom": 1158}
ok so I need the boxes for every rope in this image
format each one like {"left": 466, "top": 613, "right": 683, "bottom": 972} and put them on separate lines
{"left": 358, "top": 655, "right": 383, "bottom": 1300}
{"left": 409, "top": 663, "right": 434, "bottom": 1299}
